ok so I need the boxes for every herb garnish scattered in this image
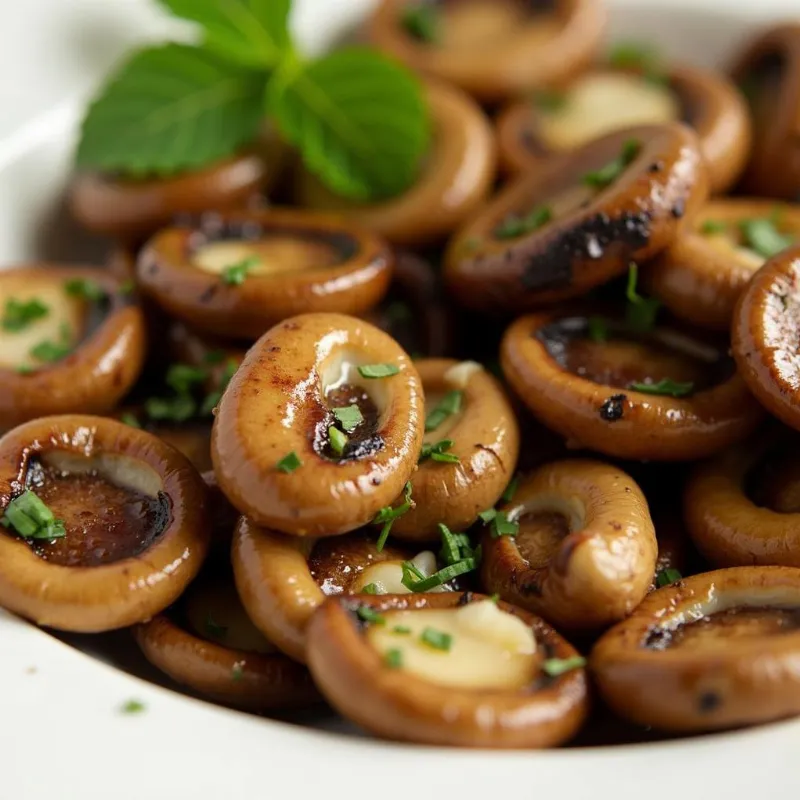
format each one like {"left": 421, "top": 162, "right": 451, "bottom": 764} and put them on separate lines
{"left": 29, "top": 323, "right": 72, "bottom": 364}
{"left": 501, "top": 476, "right": 519, "bottom": 504}
{"left": 739, "top": 216, "right": 795, "bottom": 259}
{"left": 542, "top": 656, "right": 587, "bottom": 677}
{"left": 65, "top": 278, "right": 106, "bottom": 301}
{"left": 221, "top": 255, "right": 260, "bottom": 286}
{"left": 357, "top": 606, "right": 385, "bottom": 625}
{"left": 276, "top": 451, "right": 302, "bottom": 473}
{"left": 120, "top": 699, "right": 146, "bottom": 714}
{"left": 205, "top": 615, "right": 228, "bottom": 639}
{"left": 625, "top": 263, "right": 660, "bottom": 332}
{"left": 583, "top": 139, "right": 641, "bottom": 190}
{"left": 385, "top": 648, "right": 404, "bottom": 669}
{"left": 587, "top": 316, "right": 610, "bottom": 343}
{"left": 329, "top": 425, "right": 348, "bottom": 457}
{"left": 629, "top": 378, "right": 694, "bottom": 398}
{"left": 120, "top": 412, "right": 142, "bottom": 428}
{"left": 358, "top": 363, "right": 400, "bottom": 379}
{"left": 494, "top": 206, "right": 552, "bottom": 240}
{"left": 332, "top": 404, "right": 363, "bottom": 433}
{"left": 399, "top": 525, "right": 478, "bottom": 592}
{"left": 425, "top": 390, "right": 463, "bottom": 432}
{"left": 166, "top": 364, "right": 207, "bottom": 395}
{"left": 361, "top": 583, "right": 379, "bottom": 595}
{"left": 700, "top": 219, "right": 727, "bottom": 235}
{"left": 1, "top": 490, "right": 66, "bottom": 541}
{"left": 478, "top": 508, "right": 519, "bottom": 538}
{"left": 199, "top": 358, "right": 238, "bottom": 416}
{"left": 373, "top": 482, "right": 414, "bottom": 551}
{"left": 144, "top": 394, "right": 197, "bottom": 423}
{"left": 533, "top": 90, "right": 568, "bottom": 112}
{"left": 401, "top": 3, "right": 440, "bottom": 43}
{"left": 608, "top": 41, "right": 667, "bottom": 85}
{"left": 420, "top": 627, "right": 452, "bottom": 652}
{"left": 419, "top": 439, "right": 459, "bottom": 464}
{"left": 655, "top": 568, "right": 683, "bottom": 587}
{"left": 1, "top": 298, "right": 49, "bottom": 332}
{"left": 231, "top": 663, "right": 244, "bottom": 681}
{"left": 392, "top": 625, "right": 411, "bottom": 635}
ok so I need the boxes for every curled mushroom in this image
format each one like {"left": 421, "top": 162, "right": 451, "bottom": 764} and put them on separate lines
{"left": 367, "top": 0, "right": 606, "bottom": 103}
{"left": 0, "top": 415, "right": 210, "bottom": 632}
{"left": 730, "top": 24, "right": 800, "bottom": 200}
{"left": 481, "top": 460, "right": 656, "bottom": 632}
{"left": 306, "top": 592, "right": 589, "bottom": 747}
{"left": 0, "top": 265, "right": 146, "bottom": 430}
{"left": 497, "top": 64, "right": 750, "bottom": 194}
{"left": 391, "top": 358, "right": 520, "bottom": 541}
{"left": 137, "top": 209, "right": 393, "bottom": 339}
{"left": 213, "top": 313, "right": 424, "bottom": 536}
{"left": 732, "top": 245, "right": 800, "bottom": 432}
{"left": 646, "top": 200, "right": 800, "bottom": 331}
{"left": 445, "top": 124, "right": 708, "bottom": 313}
{"left": 591, "top": 566, "right": 800, "bottom": 731}
{"left": 296, "top": 81, "right": 496, "bottom": 247}
{"left": 135, "top": 573, "right": 318, "bottom": 712}
{"left": 501, "top": 309, "right": 763, "bottom": 460}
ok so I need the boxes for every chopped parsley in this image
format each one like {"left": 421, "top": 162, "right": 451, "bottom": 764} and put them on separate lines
{"left": 739, "top": 216, "right": 795, "bottom": 259}
{"left": 144, "top": 394, "right": 196, "bottom": 423}
{"left": 655, "top": 567, "right": 683, "bottom": 587}
{"left": 205, "top": 615, "right": 228, "bottom": 639}
{"left": 425, "top": 390, "right": 463, "bottom": 432}
{"left": 231, "top": 663, "right": 244, "bottom": 681}
{"left": 166, "top": 363, "right": 207, "bottom": 395}
{"left": 385, "top": 648, "right": 404, "bottom": 669}
{"left": 29, "top": 323, "right": 72, "bottom": 364}
{"left": 587, "top": 316, "right": 610, "bottom": 343}
{"left": 401, "top": 3, "right": 440, "bottom": 43}
{"left": 120, "top": 699, "right": 146, "bottom": 714}
{"left": 501, "top": 476, "right": 519, "bottom": 504}
{"left": 276, "top": 451, "right": 302, "bottom": 474}
{"left": 373, "top": 482, "right": 414, "bottom": 551}
{"left": 332, "top": 404, "right": 363, "bottom": 432}
{"left": 533, "top": 89, "right": 568, "bottom": 112}
{"left": 64, "top": 278, "right": 105, "bottom": 301}
{"left": 328, "top": 425, "right": 348, "bottom": 456}
{"left": 700, "top": 219, "right": 727, "bottom": 235}
{"left": 479, "top": 508, "right": 519, "bottom": 538}
{"left": 629, "top": 378, "right": 694, "bottom": 397}
{"left": 120, "top": 412, "right": 141, "bottom": 428}
{"left": 361, "top": 583, "right": 380, "bottom": 595}
{"left": 625, "top": 263, "right": 660, "bottom": 332}
{"left": 583, "top": 139, "right": 641, "bottom": 190}
{"left": 1, "top": 298, "right": 49, "bottom": 332}
{"left": 420, "top": 627, "right": 452, "bottom": 652}
{"left": 392, "top": 625, "right": 412, "bottom": 635}
{"left": 542, "top": 656, "right": 587, "bottom": 677}
{"left": 608, "top": 41, "right": 667, "bottom": 85}
{"left": 358, "top": 363, "right": 400, "bottom": 379}
{"left": 203, "top": 350, "right": 225, "bottom": 365}
{"left": 494, "top": 206, "right": 552, "bottom": 240}
{"left": 1, "top": 490, "right": 66, "bottom": 541}
{"left": 199, "top": 358, "right": 238, "bottom": 416}
{"left": 419, "top": 438, "right": 459, "bottom": 464}
{"left": 357, "top": 606, "right": 385, "bottom": 625}
{"left": 221, "top": 255, "right": 260, "bottom": 286}
{"left": 400, "top": 555, "right": 478, "bottom": 593}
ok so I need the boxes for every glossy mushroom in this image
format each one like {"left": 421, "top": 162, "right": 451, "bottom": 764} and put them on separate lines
{"left": 501, "top": 309, "right": 763, "bottom": 460}
{"left": 296, "top": 81, "right": 496, "bottom": 247}
{"left": 445, "top": 124, "right": 708, "bottom": 313}
{"left": 306, "top": 592, "right": 589, "bottom": 747}
{"left": 135, "top": 573, "right": 318, "bottom": 712}
{"left": 646, "top": 199, "right": 800, "bottom": 331}
{"left": 732, "top": 245, "right": 800, "bottom": 432}
{"left": 591, "top": 566, "right": 800, "bottom": 731}
{"left": 367, "top": 0, "right": 606, "bottom": 103}
{"left": 496, "top": 64, "right": 750, "bottom": 194}
{"left": 212, "top": 313, "right": 424, "bottom": 536}
{"left": 481, "top": 460, "right": 657, "bottom": 632}
{"left": 392, "top": 358, "right": 520, "bottom": 541}
{"left": 730, "top": 24, "right": 800, "bottom": 200}
{"left": 0, "top": 415, "right": 210, "bottom": 632}
{"left": 137, "top": 209, "right": 393, "bottom": 339}
{"left": 0, "top": 265, "right": 146, "bottom": 430}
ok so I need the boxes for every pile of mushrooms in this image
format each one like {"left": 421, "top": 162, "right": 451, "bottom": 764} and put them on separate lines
{"left": 5, "top": 2, "right": 800, "bottom": 749}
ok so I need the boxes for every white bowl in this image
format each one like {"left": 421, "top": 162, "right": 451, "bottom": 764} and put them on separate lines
{"left": 2, "top": 1, "right": 800, "bottom": 798}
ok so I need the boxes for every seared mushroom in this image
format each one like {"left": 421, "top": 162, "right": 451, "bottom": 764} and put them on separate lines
{"left": 392, "top": 358, "right": 520, "bottom": 540}
{"left": 591, "top": 566, "right": 800, "bottom": 731}
{"left": 296, "top": 81, "right": 496, "bottom": 247}
{"left": 501, "top": 308, "right": 763, "bottom": 460}
{"left": 212, "top": 314, "right": 424, "bottom": 536}
{"left": 306, "top": 592, "right": 589, "bottom": 747}
{"left": 730, "top": 24, "right": 800, "bottom": 200}
{"left": 367, "top": 0, "right": 606, "bottom": 103}
{"left": 732, "top": 245, "right": 800, "bottom": 432}
{"left": 647, "top": 199, "right": 800, "bottom": 331}
{"left": 445, "top": 124, "right": 708, "bottom": 313}
{"left": 0, "top": 415, "right": 210, "bottom": 632}
{"left": 481, "top": 460, "right": 656, "bottom": 632}
{"left": 497, "top": 64, "right": 750, "bottom": 194}
{"left": 135, "top": 573, "right": 318, "bottom": 712}
{"left": 0, "top": 265, "right": 146, "bottom": 430}
{"left": 137, "top": 209, "right": 393, "bottom": 339}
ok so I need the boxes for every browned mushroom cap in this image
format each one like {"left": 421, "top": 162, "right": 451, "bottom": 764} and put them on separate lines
{"left": 496, "top": 66, "right": 750, "bottom": 195}
{"left": 167, "top": 321, "right": 247, "bottom": 391}
{"left": 480, "top": 460, "right": 656, "bottom": 632}
{"left": 444, "top": 124, "right": 708, "bottom": 313}
{"left": 501, "top": 310, "right": 763, "bottom": 460}
{"left": 69, "top": 136, "right": 288, "bottom": 241}
{"left": 307, "top": 592, "right": 588, "bottom": 747}
{"left": 591, "top": 566, "right": 800, "bottom": 731}
{"left": 367, "top": 0, "right": 606, "bottom": 103}
{"left": 134, "top": 573, "right": 319, "bottom": 712}
{"left": 232, "top": 519, "right": 442, "bottom": 661}
{"left": 730, "top": 24, "right": 800, "bottom": 200}
{"left": 212, "top": 314, "right": 424, "bottom": 536}
{"left": 392, "top": 359, "right": 519, "bottom": 540}
{"left": 646, "top": 200, "right": 800, "bottom": 331}
{"left": 0, "top": 415, "right": 210, "bottom": 632}
{"left": 732, "top": 246, "right": 800, "bottom": 432}
{"left": 0, "top": 266, "right": 146, "bottom": 430}
{"left": 295, "top": 81, "right": 496, "bottom": 247}
{"left": 137, "top": 209, "right": 393, "bottom": 339}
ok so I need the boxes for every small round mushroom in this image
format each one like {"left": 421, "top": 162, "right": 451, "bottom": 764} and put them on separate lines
{"left": 212, "top": 313, "right": 424, "bottom": 536}
{"left": 0, "top": 415, "right": 210, "bottom": 632}
{"left": 646, "top": 199, "right": 800, "bottom": 331}
{"left": 367, "top": 0, "right": 606, "bottom": 103}
{"left": 591, "top": 566, "right": 800, "bottom": 731}
{"left": 732, "top": 246, "right": 800, "bottom": 432}
{"left": 137, "top": 209, "right": 393, "bottom": 339}
{"left": 295, "top": 81, "right": 496, "bottom": 247}
{"left": 391, "top": 358, "right": 520, "bottom": 541}
{"left": 730, "top": 24, "right": 800, "bottom": 200}
{"left": 0, "top": 265, "right": 146, "bottom": 430}
{"left": 501, "top": 309, "right": 763, "bottom": 460}
{"left": 480, "top": 460, "right": 656, "bottom": 632}
{"left": 496, "top": 64, "right": 750, "bottom": 194}
{"left": 445, "top": 124, "right": 708, "bottom": 313}
{"left": 306, "top": 592, "right": 589, "bottom": 747}
{"left": 135, "top": 573, "right": 319, "bottom": 712}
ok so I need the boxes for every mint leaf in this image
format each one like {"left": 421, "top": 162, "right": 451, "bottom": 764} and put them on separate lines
{"left": 76, "top": 44, "right": 265, "bottom": 177}
{"left": 267, "top": 47, "right": 430, "bottom": 201}
{"left": 156, "top": 0, "right": 291, "bottom": 69}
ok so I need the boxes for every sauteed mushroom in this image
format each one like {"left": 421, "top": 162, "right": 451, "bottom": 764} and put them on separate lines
{"left": 0, "top": 415, "right": 210, "bottom": 632}
{"left": 137, "top": 209, "right": 393, "bottom": 339}
{"left": 367, "top": 0, "right": 606, "bottom": 103}
{"left": 591, "top": 566, "right": 800, "bottom": 731}
{"left": 445, "top": 124, "right": 707, "bottom": 313}
{"left": 306, "top": 592, "right": 589, "bottom": 747}
{"left": 213, "top": 314, "right": 424, "bottom": 536}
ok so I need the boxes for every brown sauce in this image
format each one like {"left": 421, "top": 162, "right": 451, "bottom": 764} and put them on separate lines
{"left": 515, "top": 511, "right": 570, "bottom": 569}
{"left": 321, "top": 382, "right": 384, "bottom": 461}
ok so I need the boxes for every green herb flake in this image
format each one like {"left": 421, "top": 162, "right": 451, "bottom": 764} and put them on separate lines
{"left": 629, "top": 378, "right": 694, "bottom": 398}
{"left": 494, "top": 206, "right": 552, "bottom": 240}
{"left": 231, "top": 662, "right": 244, "bottom": 682}
{"left": 419, "top": 438, "right": 459, "bottom": 464}
{"left": 200, "top": 358, "right": 238, "bottom": 416}
{"left": 120, "top": 412, "right": 141, "bottom": 429}
{"left": 358, "top": 363, "right": 400, "bottom": 379}
{"left": 384, "top": 648, "right": 404, "bottom": 668}
{"left": 625, "top": 263, "right": 661, "bottom": 332}
{"left": 583, "top": 139, "right": 641, "bottom": 190}
{"left": 221, "top": 255, "right": 260, "bottom": 286}
{"left": 373, "top": 482, "right": 414, "bottom": 551}
{"left": 205, "top": 615, "right": 228, "bottom": 639}
{"left": 656, "top": 568, "right": 683, "bottom": 587}
{"left": 533, "top": 90, "right": 567, "bottom": 112}
{"left": 203, "top": 350, "right": 225, "bottom": 365}
{"left": 608, "top": 41, "right": 667, "bottom": 85}
{"left": 739, "top": 217, "right": 795, "bottom": 259}
{"left": 16, "top": 365, "right": 36, "bottom": 375}
{"left": 400, "top": 558, "right": 478, "bottom": 593}
{"left": 29, "top": 323, "right": 73, "bottom": 364}
{"left": 542, "top": 656, "right": 587, "bottom": 677}
{"left": 166, "top": 363, "right": 207, "bottom": 395}
{"left": 120, "top": 699, "right": 146, "bottom": 714}
{"left": 438, "top": 523, "right": 462, "bottom": 566}
{"left": 357, "top": 606, "right": 386, "bottom": 625}
{"left": 361, "top": 583, "right": 380, "bottom": 595}
{"left": 276, "top": 451, "right": 302, "bottom": 474}
{"left": 328, "top": 425, "right": 348, "bottom": 457}
{"left": 332, "top": 404, "right": 363, "bottom": 433}
{"left": 425, "top": 390, "right": 463, "bottom": 432}
{"left": 392, "top": 625, "right": 412, "bottom": 635}
{"left": 1, "top": 298, "right": 49, "bottom": 332}
{"left": 479, "top": 508, "right": 519, "bottom": 538}
{"left": 64, "top": 278, "right": 106, "bottom": 302}
{"left": 119, "top": 279, "right": 136, "bottom": 295}
{"left": 587, "top": 316, "right": 610, "bottom": 343}
{"left": 420, "top": 627, "right": 452, "bottom": 652}
{"left": 1, "top": 490, "right": 67, "bottom": 541}
{"left": 700, "top": 219, "right": 727, "bottom": 235}
{"left": 144, "top": 395, "right": 197, "bottom": 423}
{"left": 489, "top": 593, "right": 500, "bottom": 604}
{"left": 501, "top": 476, "right": 519, "bottom": 504}
{"left": 400, "top": 3, "right": 440, "bottom": 43}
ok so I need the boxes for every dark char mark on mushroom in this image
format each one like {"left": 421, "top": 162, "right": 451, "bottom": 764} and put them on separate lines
{"left": 698, "top": 691, "right": 722, "bottom": 713}
{"left": 600, "top": 394, "right": 627, "bottom": 422}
